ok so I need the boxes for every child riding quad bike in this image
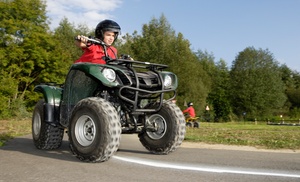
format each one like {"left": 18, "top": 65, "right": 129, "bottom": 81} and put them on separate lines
{"left": 185, "top": 116, "right": 200, "bottom": 128}
{"left": 183, "top": 102, "right": 200, "bottom": 128}
{"left": 31, "top": 37, "right": 186, "bottom": 163}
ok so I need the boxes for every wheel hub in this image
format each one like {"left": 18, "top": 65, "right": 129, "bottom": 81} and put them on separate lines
{"left": 33, "top": 112, "right": 41, "bottom": 137}
{"left": 146, "top": 114, "right": 167, "bottom": 140}
{"left": 84, "top": 121, "right": 94, "bottom": 140}
{"left": 75, "top": 115, "right": 96, "bottom": 146}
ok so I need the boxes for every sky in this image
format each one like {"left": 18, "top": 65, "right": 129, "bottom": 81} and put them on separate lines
{"left": 45, "top": 0, "right": 300, "bottom": 72}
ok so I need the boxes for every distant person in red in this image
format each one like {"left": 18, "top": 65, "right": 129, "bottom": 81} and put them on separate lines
{"left": 183, "top": 102, "right": 196, "bottom": 118}
{"left": 74, "top": 19, "right": 121, "bottom": 64}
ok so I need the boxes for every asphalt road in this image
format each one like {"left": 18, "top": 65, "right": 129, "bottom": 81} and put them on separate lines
{"left": 0, "top": 133, "right": 299, "bottom": 182}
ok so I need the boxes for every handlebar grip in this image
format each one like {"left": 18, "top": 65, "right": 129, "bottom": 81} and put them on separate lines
{"left": 74, "top": 35, "right": 106, "bottom": 46}
{"left": 74, "top": 36, "right": 80, "bottom": 41}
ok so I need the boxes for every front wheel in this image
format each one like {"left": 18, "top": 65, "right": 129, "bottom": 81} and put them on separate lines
{"left": 68, "top": 97, "right": 121, "bottom": 162}
{"left": 138, "top": 101, "right": 186, "bottom": 154}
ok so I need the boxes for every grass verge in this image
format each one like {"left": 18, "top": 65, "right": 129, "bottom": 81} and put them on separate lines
{"left": 0, "top": 118, "right": 32, "bottom": 146}
{"left": 185, "top": 122, "right": 300, "bottom": 150}
{"left": 1, "top": 119, "right": 299, "bottom": 150}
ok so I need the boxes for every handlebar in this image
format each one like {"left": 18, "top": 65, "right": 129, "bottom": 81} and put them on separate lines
{"left": 74, "top": 36, "right": 168, "bottom": 70}
{"left": 74, "top": 35, "right": 106, "bottom": 46}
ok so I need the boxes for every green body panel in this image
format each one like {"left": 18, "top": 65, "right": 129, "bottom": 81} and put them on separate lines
{"left": 33, "top": 63, "right": 123, "bottom": 126}
{"left": 71, "top": 63, "right": 120, "bottom": 87}
{"left": 59, "top": 63, "right": 123, "bottom": 126}
{"left": 34, "top": 85, "right": 63, "bottom": 105}
{"left": 33, "top": 63, "right": 126, "bottom": 105}
{"left": 34, "top": 85, "right": 63, "bottom": 123}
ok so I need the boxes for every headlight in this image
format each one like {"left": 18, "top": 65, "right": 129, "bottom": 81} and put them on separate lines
{"left": 102, "top": 68, "right": 116, "bottom": 82}
{"left": 163, "top": 75, "right": 172, "bottom": 88}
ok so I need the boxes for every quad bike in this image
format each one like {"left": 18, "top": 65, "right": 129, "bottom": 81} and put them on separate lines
{"left": 185, "top": 114, "right": 200, "bottom": 128}
{"left": 31, "top": 37, "right": 186, "bottom": 163}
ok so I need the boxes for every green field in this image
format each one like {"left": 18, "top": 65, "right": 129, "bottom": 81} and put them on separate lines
{"left": 1, "top": 119, "right": 299, "bottom": 149}
{"left": 186, "top": 122, "right": 300, "bottom": 150}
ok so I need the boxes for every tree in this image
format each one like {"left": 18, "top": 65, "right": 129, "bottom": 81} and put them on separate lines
{"left": 53, "top": 18, "right": 93, "bottom": 63}
{"left": 279, "top": 65, "right": 300, "bottom": 107}
{"left": 47, "top": 18, "right": 92, "bottom": 83}
{"left": 195, "top": 51, "right": 234, "bottom": 122}
{"left": 0, "top": 0, "right": 55, "bottom": 117}
{"left": 230, "top": 47, "right": 286, "bottom": 119}
{"left": 206, "top": 59, "right": 231, "bottom": 121}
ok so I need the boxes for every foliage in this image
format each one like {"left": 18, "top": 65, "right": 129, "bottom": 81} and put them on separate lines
{"left": 206, "top": 59, "right": 232, "bottom": 121}
{"left": 53, "top": 18, "right": 93, "bottom": 65}
{"left": 230, "top": 47, "right": 287, "bottom": 119}
{"left": 289, "top": 107, "right": 300, "bottom": 119}
{"left": 278, "top": 64, "right": 300, "bottom": 118}
{"left": 0, "top": 1, "right": 93, "bottom": 115}
{"left": 195, "top": 50, "right": 232, "bottom": 121}
{"left": 0, "top": 0, "right": 54, "bottom": 117}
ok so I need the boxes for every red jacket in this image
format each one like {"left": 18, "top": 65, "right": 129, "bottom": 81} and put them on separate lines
{"left": 75, "top": 45, "right": 117, "bottom": 64}
{"left": 183, "top": 106, "right": 196, "bottom": 117}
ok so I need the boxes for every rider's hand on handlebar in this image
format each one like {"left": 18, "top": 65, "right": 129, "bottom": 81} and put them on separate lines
{"left": 75, "top": 35, "right": 91, "bottom": 48}
{"left": 75, "top": 35, "right": 86, "bottom": 42}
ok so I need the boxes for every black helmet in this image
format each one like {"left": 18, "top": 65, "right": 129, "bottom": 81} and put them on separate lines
{"left": 95, "top": 19, "right": 121, "bottom": 41}
{"left": 188, "top": 102, "right": 193, "bottom": 107}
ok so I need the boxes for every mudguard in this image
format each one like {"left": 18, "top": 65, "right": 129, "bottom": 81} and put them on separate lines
{"left": 34, "top": 85, "right": 62, "bottom": 124}
{"left": 71, "top": 63, "right": 120, "bottom": 87}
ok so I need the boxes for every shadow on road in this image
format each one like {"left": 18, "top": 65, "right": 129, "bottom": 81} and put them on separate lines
{"left": 0, "top": 133, "right": 152, "bottom": 162}
{"left": 118, "top": 148, "right": 150, "bottom": 154}
{"left": 0, "top": 134, "right": 79, "bottom": 162}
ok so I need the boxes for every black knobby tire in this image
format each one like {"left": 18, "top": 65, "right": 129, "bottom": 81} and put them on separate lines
{"left": 68, "top": 97, "right": 121, "bottom": 162}
{"left": 32, "top": 100, "right": 64, "bottom": 150}
{"left": 193, "top": 121, "right": 200, "bottom": 128}
{"left": 138, "top": 101, "right": 186, "bottom": 154}
{"left": 186, "top": 122, "right": 193, "bottom": 128}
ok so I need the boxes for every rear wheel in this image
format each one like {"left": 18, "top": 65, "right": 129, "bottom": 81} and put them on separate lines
{"left": 68, "top": 97, "right": 121, "bottom": 162}
{"left": 186, "top": 122, "right": 193, "bottom": 128}
{"left": 32, "top": 100, "right": 64, "bottom": 149}
{"left": 193, "top": 121, "right": 200, "bottom": 128}
{"left": 138, "top": 101, "right": 186, "bottom": 154}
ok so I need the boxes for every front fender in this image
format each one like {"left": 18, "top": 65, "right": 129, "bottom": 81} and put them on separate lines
{"left": 34, "top": 85, "right": 62, "bottom": 123}
{"left": 72, "top": 63, "right": 119, "bottom": 87}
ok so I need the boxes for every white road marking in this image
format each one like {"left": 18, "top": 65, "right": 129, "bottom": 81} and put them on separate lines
{"left": 113, "top": 156, "right": 300, "bottom": 178}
